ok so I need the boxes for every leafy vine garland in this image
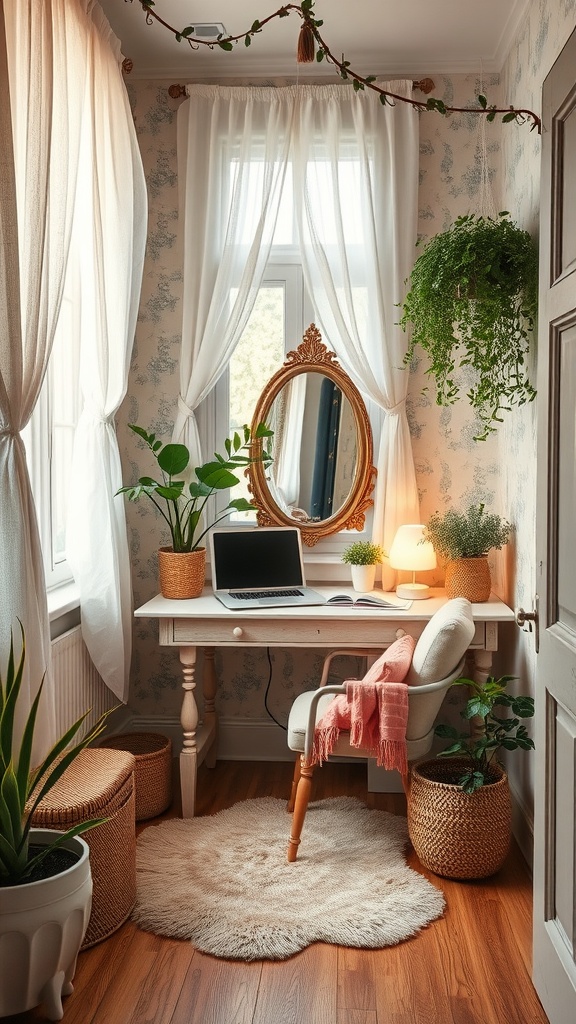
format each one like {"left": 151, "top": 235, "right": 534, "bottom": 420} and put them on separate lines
{"left": 129, "top": 0, "right": 541, "bottom": 133}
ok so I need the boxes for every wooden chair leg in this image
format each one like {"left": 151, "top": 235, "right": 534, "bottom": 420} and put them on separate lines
{"left": 287, "top": 756, "right": 315, "bottom": 863}
{"left": 287, "top": 754, "right": 301, "bottom": 812}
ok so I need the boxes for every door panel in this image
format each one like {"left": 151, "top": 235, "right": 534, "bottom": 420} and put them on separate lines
{"left": 534, "top": 25, "right": 576, "bottom": 1024}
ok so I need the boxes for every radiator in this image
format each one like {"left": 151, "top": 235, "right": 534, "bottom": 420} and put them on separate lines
{"left": 51, "top": 626, "right": 116, "bottom": 740}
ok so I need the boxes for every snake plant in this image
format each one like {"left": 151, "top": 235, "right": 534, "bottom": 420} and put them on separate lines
{"left": 0, "top": 624, "right": 113, "bottom": 886}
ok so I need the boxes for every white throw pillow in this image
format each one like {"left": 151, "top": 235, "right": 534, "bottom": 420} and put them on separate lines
{"left": 406, "top": 598, "right": 475, "bottom": 686}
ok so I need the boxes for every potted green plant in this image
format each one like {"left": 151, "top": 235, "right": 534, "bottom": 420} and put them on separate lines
{"left": 399, "top": 212, "right": 538, "bottom": 440}
{"left": 0, "top": 624, "right": 113, "bottom": 1018}
{"left": 408, "top": 674, "right": 534, "bottom": 879}
{"left": 117, "top": 422, "right": 274, "bottom": 599}
{"left": 341, "top": 540, "right": 384, "bottom": 593}
{"left": 424, "top": 503, "right": 512, "bottom": 601}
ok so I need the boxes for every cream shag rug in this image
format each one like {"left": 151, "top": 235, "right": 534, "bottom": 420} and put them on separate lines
{"left": 133, "top": 796, "right": 445, "bottom": 961}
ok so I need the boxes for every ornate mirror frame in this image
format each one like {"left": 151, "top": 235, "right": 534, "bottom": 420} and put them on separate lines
{"left": 248, "top": 324, "right": 377, "bottom": 547}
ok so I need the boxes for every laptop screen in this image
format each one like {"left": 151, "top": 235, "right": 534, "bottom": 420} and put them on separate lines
{"left": 211, "top": 528, "right": 305, "bottom": 591}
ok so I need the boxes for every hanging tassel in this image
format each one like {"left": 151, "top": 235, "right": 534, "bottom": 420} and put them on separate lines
{"left": 297, "top": 21, "right": 315, "bottom": 63}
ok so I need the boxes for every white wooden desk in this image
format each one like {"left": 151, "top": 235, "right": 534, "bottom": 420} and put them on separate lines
{"left": 135, "top": 587, "right": 515, "bottom": 816}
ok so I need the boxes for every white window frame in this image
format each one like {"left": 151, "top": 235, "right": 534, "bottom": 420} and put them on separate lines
{"left": 22, "top": 291, "right": 80, "bottom": 593}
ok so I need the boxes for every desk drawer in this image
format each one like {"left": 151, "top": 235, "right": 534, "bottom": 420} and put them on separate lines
{"left": 170, "top": 618, "right": 403, "bottom": 646}
{"left": 165, "top": 617, "right": 488, "bottom": 649}
{"left": 170, "top": 617, "right": 421, "bottom": 647}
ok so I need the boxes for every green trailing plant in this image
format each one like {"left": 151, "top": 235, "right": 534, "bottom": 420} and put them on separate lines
{"left": 117, "top": 423, "right": 274, "bottom": 553}
{"left": 424, "top": 503, "right": 512, "bottom": 561}
{"left": 0, "top": 624, "right": 114, "bottom": 887}
{"left": 132, "top": 2, "right": 541, "bottom": 132}
{"left": 400, "top": 213, "right": 538, "bottom": 440}
{"left": 341, "top": 541, "right": 384, "bottom": 566}
{"left": 435, "top": 674, "right": 535, "bottom": 793}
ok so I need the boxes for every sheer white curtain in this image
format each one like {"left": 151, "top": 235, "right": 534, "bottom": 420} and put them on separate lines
{"left": 0, "top": 0, "right": 91, "bottom": 759}
{"left": 65, "top": 7, "right": 147, "bottom": 704}
{"left": 175, "top": 85, "right": 295, "bottom": 462}
{"left": 292, "top": 81, "right": 420, "bottom": 555}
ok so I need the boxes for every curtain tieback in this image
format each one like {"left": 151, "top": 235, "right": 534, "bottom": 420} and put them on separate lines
{"left": 384, "top": 400, "right": 406, "bottom": 416}
{"left": 178, "top": 395, "right": 195, "bottom": 420}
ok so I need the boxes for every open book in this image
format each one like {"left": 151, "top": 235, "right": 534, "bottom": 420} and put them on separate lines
{"left": 326, "top": 593, "right": 412, "bottom": 610}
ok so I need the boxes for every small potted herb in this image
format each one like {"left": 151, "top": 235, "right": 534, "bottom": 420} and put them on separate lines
{"left": 117, "top": 422, "right": 274, "bottom": 599}
{"left": 341, "top": 540, "right": 384, "bottom": 593}
{"left": 424, "top": 503, "right": 512, "bottom": 601}
{"left": 408, "top": 674, "right": 534, "bottom": 879}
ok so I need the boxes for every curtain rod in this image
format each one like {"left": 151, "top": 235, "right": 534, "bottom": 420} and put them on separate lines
{"left": 166, "top": 78, "right": 435, "bottom": 99}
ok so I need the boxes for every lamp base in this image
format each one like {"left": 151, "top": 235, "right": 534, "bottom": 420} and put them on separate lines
{"left": 396, "top": 582, "right": 431, "bottom": 601}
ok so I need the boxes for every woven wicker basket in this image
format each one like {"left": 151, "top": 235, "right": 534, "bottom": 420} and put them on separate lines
{"left": 445, "top": 556, "right": 491, "bottom": 601}
{"left": 99, "top": 732, "right": 172, "bottom": 821}
{"left": 407, "top": 757, "right": 512, "bottom": 879}
{"left": 31, "top": 748, "right": 136, "bottom": 948}
{"left": 158, "top": 546, "right": 205, "bottom": 599}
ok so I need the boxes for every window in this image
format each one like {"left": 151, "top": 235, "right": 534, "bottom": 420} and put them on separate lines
{"left": 214, "top": 259, "right": 313, "bottom": 522}
{"left": 204, "top": 150, "right": 376, "bottom": 547}
{"left": 22, "top": 290, "right": 80, "bottom": 590}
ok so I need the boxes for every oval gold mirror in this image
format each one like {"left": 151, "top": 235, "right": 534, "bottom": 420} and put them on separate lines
{"left": 248, "top": 324, "right": 376, "bottom": 547}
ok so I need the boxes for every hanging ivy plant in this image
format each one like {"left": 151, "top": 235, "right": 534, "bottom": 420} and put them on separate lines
{"left": 399, "top": 212, "right": 538, "bottom": 440}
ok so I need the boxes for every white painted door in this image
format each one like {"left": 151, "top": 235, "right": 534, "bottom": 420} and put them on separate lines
{"left": 533, "top": 26, "right": 576, "bottom": 1024}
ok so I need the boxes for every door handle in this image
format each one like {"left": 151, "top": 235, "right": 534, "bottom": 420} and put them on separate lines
{"left": 515, "top": 595, "right": 539, "bottom": 653}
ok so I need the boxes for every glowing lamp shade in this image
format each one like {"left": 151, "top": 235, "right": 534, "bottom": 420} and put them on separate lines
{"left": 388, "top": 524, "right": 436, "bottom": 600}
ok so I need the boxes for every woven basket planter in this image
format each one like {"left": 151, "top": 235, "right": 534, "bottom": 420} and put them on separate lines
{"left": 158, "top": 546, "right": 205, "bottom": 599}
{"left": 99, "top": 732, "right": 172, "bottom": 821}
{"left": 445, "top": 556, "right": 491, "bottom": 602}
{"left": 407, "top": 757, "right": 512, "bottom": 879}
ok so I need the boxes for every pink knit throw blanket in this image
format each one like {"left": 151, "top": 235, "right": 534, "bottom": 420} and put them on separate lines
{"left": 312, "top": 681, "right": 409, "bottom": 774}
{"left": 312, "top": 635, "right": 416, "bottom": 774}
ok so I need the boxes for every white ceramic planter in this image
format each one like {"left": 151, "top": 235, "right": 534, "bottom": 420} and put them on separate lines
{"left": 0, "top": 830, "right": 92, "bottom": 1020}
{"left": 351, "top": 563, "right": 376, "bottom": 592}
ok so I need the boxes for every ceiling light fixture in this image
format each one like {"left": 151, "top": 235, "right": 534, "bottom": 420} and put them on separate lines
{"left": 185, "top": 23, "right": 227, "bottom": 41}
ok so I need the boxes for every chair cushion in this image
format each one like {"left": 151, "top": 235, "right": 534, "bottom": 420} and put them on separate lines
{"left": 406, "top": 598, "right": 475, "bottom": 686}
{"left": 288, "top": 690, "right": 335, "bottom": 751}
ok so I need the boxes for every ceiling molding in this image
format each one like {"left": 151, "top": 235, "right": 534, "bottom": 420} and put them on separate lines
{"left": 124, "top": 56, "right": 503, "bottom": 82}
{"left": 492, "top": 0, "right": 530, "bottom": 70}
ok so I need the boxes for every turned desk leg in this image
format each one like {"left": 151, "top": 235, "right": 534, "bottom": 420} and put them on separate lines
{"left": 203, "top": 646, "right": 217, "bottom": 769}
{"left": 472, "top": 647, "right": 493, "bottom": 687}
{"left": 179, "top": 645, "right": 199, "bottom": 818}
{"left": 470, "top": 648, "right": 494, "bottom": 741}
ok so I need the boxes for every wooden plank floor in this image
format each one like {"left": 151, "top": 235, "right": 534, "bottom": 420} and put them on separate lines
{"left": 6, "top": 760, "right": 549, "bottom": 1024}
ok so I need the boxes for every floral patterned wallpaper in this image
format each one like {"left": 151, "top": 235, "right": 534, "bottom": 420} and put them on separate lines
{"left": 118, "top": 0, "right": 576, "bottom": 753}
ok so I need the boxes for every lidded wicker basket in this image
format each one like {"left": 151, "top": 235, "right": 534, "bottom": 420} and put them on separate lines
{"left": 407, "top": 757, "right": 511, "bottom": 879}
{"left": 31, "top": 748, "right": 137, "bottom": 947}
{"left": 99, "top": 732, "right": 172, "bottom": 821}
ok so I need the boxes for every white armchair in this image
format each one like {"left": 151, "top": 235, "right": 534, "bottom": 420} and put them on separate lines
{"left": 286, "top": 598, "right": 476, "bottom": 861}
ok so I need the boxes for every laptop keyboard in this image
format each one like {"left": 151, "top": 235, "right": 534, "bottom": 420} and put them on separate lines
{"left": 230, "top": 589, "right": 304, "bottom": 600}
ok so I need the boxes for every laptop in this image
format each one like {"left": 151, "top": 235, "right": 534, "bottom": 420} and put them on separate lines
{"left": 210, "top": 526, "right": 326, "bottom": 609}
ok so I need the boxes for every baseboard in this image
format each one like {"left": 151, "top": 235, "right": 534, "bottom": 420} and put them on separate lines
{"left": 366, "top": 760, "right": 404, "bottom": 794}
{"left": 509, "top": 776, "right": 534, "bottom": 871}
{"left": 110, "top": 713, "right": 293, "bottom": 761}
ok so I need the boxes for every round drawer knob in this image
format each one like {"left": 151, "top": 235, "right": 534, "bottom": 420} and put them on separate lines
{"left": 233, "top": 626, "right": 244, "bottom": 639}
{"left": 395, "top": 628, "right": 406, "bottom": 640}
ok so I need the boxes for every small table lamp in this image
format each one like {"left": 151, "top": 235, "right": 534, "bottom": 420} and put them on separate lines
{"left": 388, "top": 524, "right": 437, "bottom": 600}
